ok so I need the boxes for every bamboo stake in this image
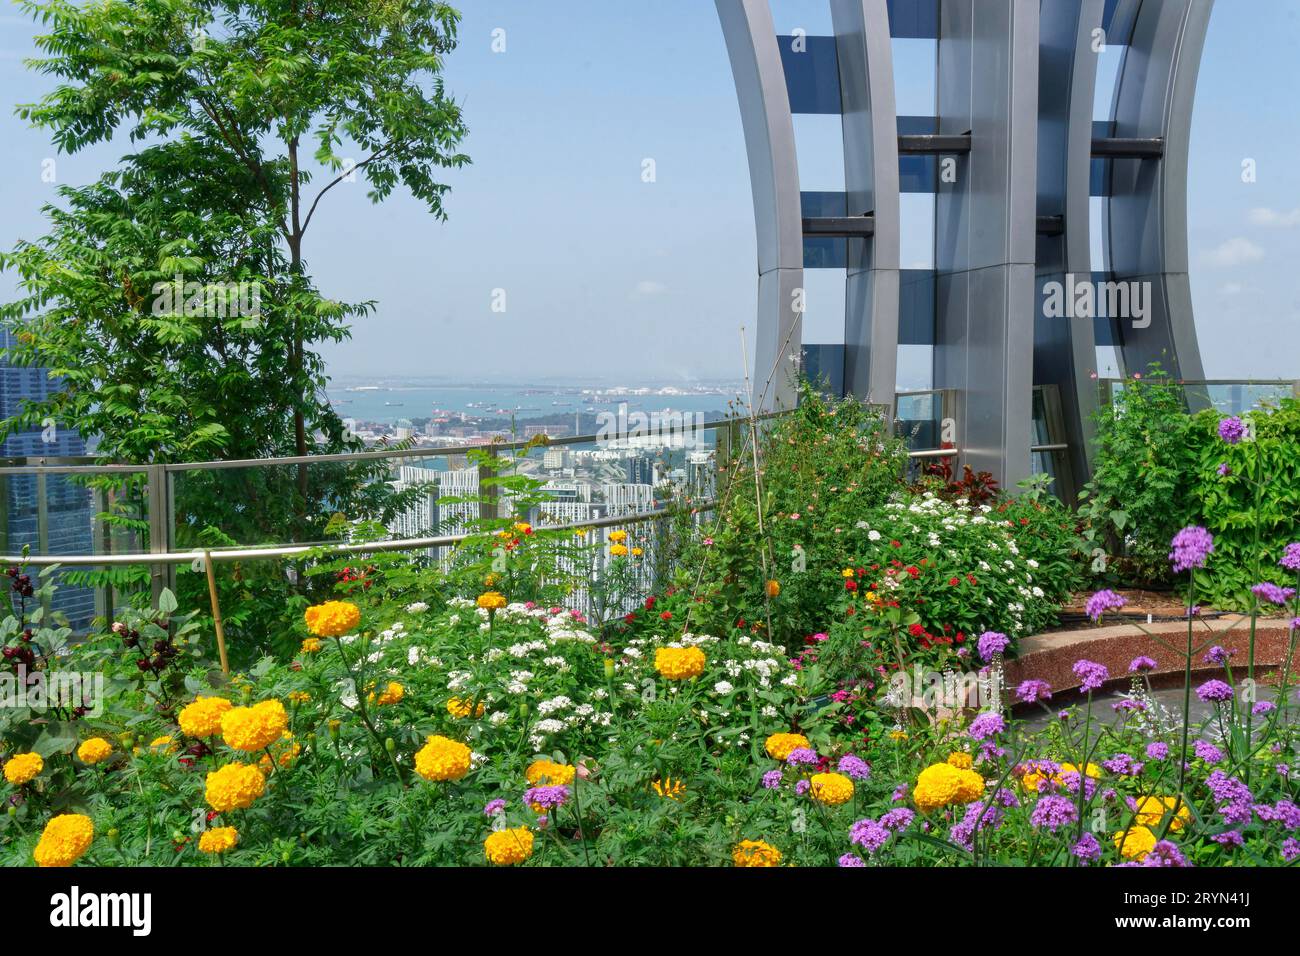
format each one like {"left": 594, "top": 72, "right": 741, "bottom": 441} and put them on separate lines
{"left": 202, "top": 550, "right": 230, "bottom": 677}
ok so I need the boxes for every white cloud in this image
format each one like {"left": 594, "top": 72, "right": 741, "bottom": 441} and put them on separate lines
{"left": 1248, "top": 207, "right": 1300, "bottom": 228}
{"left": 1202, "top": 237, "right": 1264, "bottom": 268}
{"left": 631, "top": 280, "right": 667, "bottom": 297}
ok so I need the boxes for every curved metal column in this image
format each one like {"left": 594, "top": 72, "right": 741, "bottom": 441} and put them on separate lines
{"left": 933, "top": 0, "right": 1040, "bottom": 487}
{"left": 1036, "top": 0, "right": 1106, "bottom": 488}
{"left": 832, "top": 0, "right": 900, "bottom": 408}
{"left": 715, "top": 0, "right": 804, "bottom": 411}
{"left": 1104, "top": 0, "right": 1212, "bottom": 383}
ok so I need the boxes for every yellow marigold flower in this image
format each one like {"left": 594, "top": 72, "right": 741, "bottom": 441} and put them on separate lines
{"left": 953, "top": 768, "right": 985, "bottom": 803}
{"left": 149, "top": 736, "right": 177, "bottom": 754}
{"left": 888, "top": 729, "right": 908, "bottom": 742}
{"left": 447, "top": 697, "right": 486, "bottom": 719}
{"left": 287, "top": 691, "right": 311, "bottom": 705}
{"left": 913, "top": 762, "right": 984, "bottom": 812}
{"left": 765, "top": 579, "right": 781, "bottom": 598}
{"left": 653, "top": 646, "right": 706, "bottom": 680}
{"left": 178, "top": 696, "right": 233, "bottom": 738}
{"left": 205, "top": 763, "right": 266, "bottom": 812}
{"left": 947, "top": 751, "right": 973, "bottom": 770}
{"left": 631, "top": 547, "right": 643, "bottom": 556}
{"left": 809, "top": 772, "right": 854, "bottom": 805}
{"left": 476, "top": 591, "right": 507, "bottom": 611}
{"left": 304, "top": 600, "right": 361, "bottom": 638}
{"left": 610, "top": 543, "right": 629, "bottom": 557}
{"left": 220, "top": 699, "right": 289, "bottom": 753}
{"left": 608, "top": 530, "right": 628, "bottom": 543}
{"left": 371, "top": 682, "right": 404, "bottom": 707}
{"left": 198, "top": 826, "right": 239, "bottom": 854}
{"left": 764, "top": 733, "right": 811, "bottom": 762}
{"left": 652, "top": 777, "right": 685, "bottom": 800}
{"left": 1060, "top": 762, "right": 1102, "bottom": 779}
{"left": 76, "top": 738, "right": 112, "bottom": 766}
{"left": 525, "top": 759, "right": 576, "bottom": 786}
{"left": 513, "top": 522, "right": 532, "bottom": 535}
{"left": 733, "top": 839, "right": 782, "bottom": 867}
{"left": 841, "top": 568, "right": 855, "bottom": 578}
{"left": 414, "top": 735, "right": 472, "bottom": 782}
{"left": 33, "top": 814, "right": 93, "bottom": 867}
{"left": 484, "top": 827, "right": 534, "bottom": 865}
{"left": 300, "top": 637, "right": 322, "bottom": 654}
{"left": 1114, "top": 825, "right": 1157, "bottom": 860}
{"left": 4, "top": 752, "right": 43, "bottom": 785}
{"left": 1133, "top": 795, "right": 1191, "bottom": 832}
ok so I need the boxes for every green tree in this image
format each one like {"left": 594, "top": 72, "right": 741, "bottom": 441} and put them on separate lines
{"left": 1, "top": 0, "right": 468, "bottom": 503}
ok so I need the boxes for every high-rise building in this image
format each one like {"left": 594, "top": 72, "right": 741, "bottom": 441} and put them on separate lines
{"left": 0, "top": 329, "right": 96, "bottom": 629}
{"left": 389, "top": 464, "right": 480, "bottom": 565}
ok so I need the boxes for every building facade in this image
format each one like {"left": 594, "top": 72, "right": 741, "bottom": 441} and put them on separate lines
{"left": 0, "top": 329, "right": 96, "bottom": 629}
{"left": 717, "top": 0, "right": 1211, "bottom": 490}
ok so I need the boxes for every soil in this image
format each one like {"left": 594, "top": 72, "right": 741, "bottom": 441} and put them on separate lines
{"left": 1044, "top": 587, "right": 1228, "bottom": 633}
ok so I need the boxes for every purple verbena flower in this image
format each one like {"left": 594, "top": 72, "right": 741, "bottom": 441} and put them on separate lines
{"left": 1085, "top": 589, "right": 1127, "bottom": 623}
{"left": 794, "top": 779, "right": 810, "bottom": 796}
{"left": 849, "top": 818, "right": 889, "bottom": 854}
{"left": 1252, "top": 581, "right": 1296, "bottom": 606}
{"left": 1194, "top": 740, "right": 1224, "bottom": 764}
{"left": 1146, "top": 742, "right": 1169, "bottom": 760}
{"left": 1016, "top": 679, "right": 1052, "bottom": 703}
{"left": 1142, "top": 841, "right": 1190, "bottom": 867}
{"left": 1284, "top": 838, "right": 1300, "bottom": 863}
{"left": 1253, "top": 700, "right": 1276, "bottom": 716}
{"left": 1169, "top": 526, "right": 1214, "bottom": 574}
{"left": 785, "top": 747, "right": 819, "bottom": 766}
{"left": 523, "top": 784, "right": 570, "bottom": 811}
{"left": 1073, "top": 659, "right": 1109, "bottom": 693}
{"left": 1218, "top": 416, "right": 1246, "bottom": 444}
{"left": 1129, "top": 655, "right": 1158, "bottom": 673}
{"left": 836, "top": 753, "right": 871, "bottom": 780}
{"left": 879, "top": 808, "right": 915, "bottom": 831}
{"left": 968, "top": 711, "right": 1006, "bottom": 741}
{"left": 1196, "top": 679, "right": 1234, "bottom": 704}
{"left": 1280, "top": 543, "right": 1300, "bottom": 572}
{"left": 761, "top": 769, "right": 783, "bottom": 790}
{"left": 1211, "top": 830, "right": 1243, "bottom": 847}
{"left": 483, "top": 798, "right": 506, "bottom": 817}
{"left": 1030, "top": 795, "right": 1079, "bottom": 832}
{"left": 838, "top": 852, "right": 866, "bottom": 867}
{"left": 977, "top": 630, "right": 1010, "bottom": 662}
{"left": 1202, "top": 645, "right": 1234, "bottom": 665}
{"left": 1071, "top": 832, "right": 1102, "bottom": 864}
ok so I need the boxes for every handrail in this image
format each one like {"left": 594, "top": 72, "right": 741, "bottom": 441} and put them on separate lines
{"left": 0, "top": 500, "right": 715, "bottom": 567}
{"left": 0, "top": 411, "right": 788, "bottom": 475}
{"left": 0, "top": 443, "right": 971, "bottom": 567}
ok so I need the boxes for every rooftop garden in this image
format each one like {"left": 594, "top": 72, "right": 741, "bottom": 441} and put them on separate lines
{"left": 3, "top": 375, "right": 1300, "bottom": 868}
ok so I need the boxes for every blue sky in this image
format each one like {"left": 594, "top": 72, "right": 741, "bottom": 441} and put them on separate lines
{"left": 1, "top": 0, "right": 1297, "bottom": 386}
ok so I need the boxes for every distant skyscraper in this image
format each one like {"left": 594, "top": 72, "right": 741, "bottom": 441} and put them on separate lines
{"left": 0, "top": 328, "right": 96, "bottom": 629}
{"left": 389, "top": 464, "right": 480, "bottom": 565}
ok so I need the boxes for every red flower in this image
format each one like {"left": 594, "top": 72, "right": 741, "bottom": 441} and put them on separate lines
{"left": 844, "top": 580, "right": 858, "bottom": 592}
{"left": 948, "top": 577, "right": 960, "bottom": 586}
{"left": 890, "top": 540, "right": 901, "bottom": 548}
{"left": 624, "top": 613, "right": 636, "bottom": 624}
{"left": 645, "top": 596, "right": 657, "bottom": 610}
{"left": 908, "top": 623, "right": 925, "bottom": 637}
{"left": 659, "top": 611, "right": 673, "bottom": 621}
{"left": 906, "top": 566, "right": 920, "bottom": 578}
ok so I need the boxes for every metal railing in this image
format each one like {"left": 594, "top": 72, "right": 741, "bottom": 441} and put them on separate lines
{"left": 0, "top": 409, "right": 970, "bottom": 633}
